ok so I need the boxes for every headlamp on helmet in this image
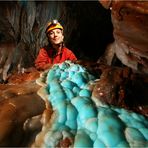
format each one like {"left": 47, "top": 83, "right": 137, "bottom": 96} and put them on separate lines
{"left": 45, "top": 20, "right": 63, "bottom": 34}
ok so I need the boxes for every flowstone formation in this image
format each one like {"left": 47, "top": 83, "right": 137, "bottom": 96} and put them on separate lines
{"left": 35, "top": 61, "right": 148, "bottom": 147}
{"left": 99, "top": 1, "right": 148, "bottom": 74}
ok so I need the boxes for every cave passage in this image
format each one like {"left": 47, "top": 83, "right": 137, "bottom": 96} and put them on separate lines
{"left": 0, "top": 1, "right": 113, "bottom": 76}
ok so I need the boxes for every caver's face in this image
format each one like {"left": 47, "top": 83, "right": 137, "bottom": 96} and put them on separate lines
{"left": 47, "top": 28, "right": 64, "bottom": 45}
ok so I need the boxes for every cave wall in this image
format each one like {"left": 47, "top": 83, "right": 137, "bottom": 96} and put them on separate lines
{"left": 0, "top": 1, "right": 66, "bottom": 69}
{"left": 0, "top": 1, "right": 113, "bottom": 81}
{"left": 99, "top": 1, "right": 148, "bottom": 74}
{"left": 64, "top": 1, "right": 113, "bottom": 60}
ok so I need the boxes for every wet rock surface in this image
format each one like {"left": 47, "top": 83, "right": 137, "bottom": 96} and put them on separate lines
{"left": 92, "top": 64, "right": 148, "bottom": 116}
{"left": 100, "top": 1, "right": 148, "bottom": 73}
{"left": 76, "top": 60, "right": 148, "bottom": 116}
{"left": 33, "top": 61, "right": 148, "bottom": 147}
{"left": 0, "top": 69, "right": 45, "bottom": 147}
{"left": 0, "top": 61, "right": 147, "bottom": 147}
{"left": 0, "top": 1, "right": 148, "bottom": 147}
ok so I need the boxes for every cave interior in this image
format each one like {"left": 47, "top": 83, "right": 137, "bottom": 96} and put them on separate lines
{"left": 0, "top": 1, "right": 114, "bottom": 77}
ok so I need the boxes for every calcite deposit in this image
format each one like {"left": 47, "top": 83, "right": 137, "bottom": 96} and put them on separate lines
{"left": 34, "top": 61, "right": 148, "bottom": 147}
{"left": 0, "top": 1, "right": 148, "bottom": 147}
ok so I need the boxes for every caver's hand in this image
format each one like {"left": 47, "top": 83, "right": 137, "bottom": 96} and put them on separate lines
{"left": 36, "top": 63, "right": 52, "bottom": 71}
{"left": 42, "top": 63, "right": 52, "bottom": 70}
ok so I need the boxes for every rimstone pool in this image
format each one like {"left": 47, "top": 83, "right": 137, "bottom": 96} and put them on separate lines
{"left": 36, "top": 61, "right": 148, "bottom": 147}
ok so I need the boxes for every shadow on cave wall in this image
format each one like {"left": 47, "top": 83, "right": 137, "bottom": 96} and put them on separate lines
{"left": 0, "top": 1, "right": 113, "bottom": 80}
{"left": 65, "top": 1, "right": 114, "bottom": 61}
